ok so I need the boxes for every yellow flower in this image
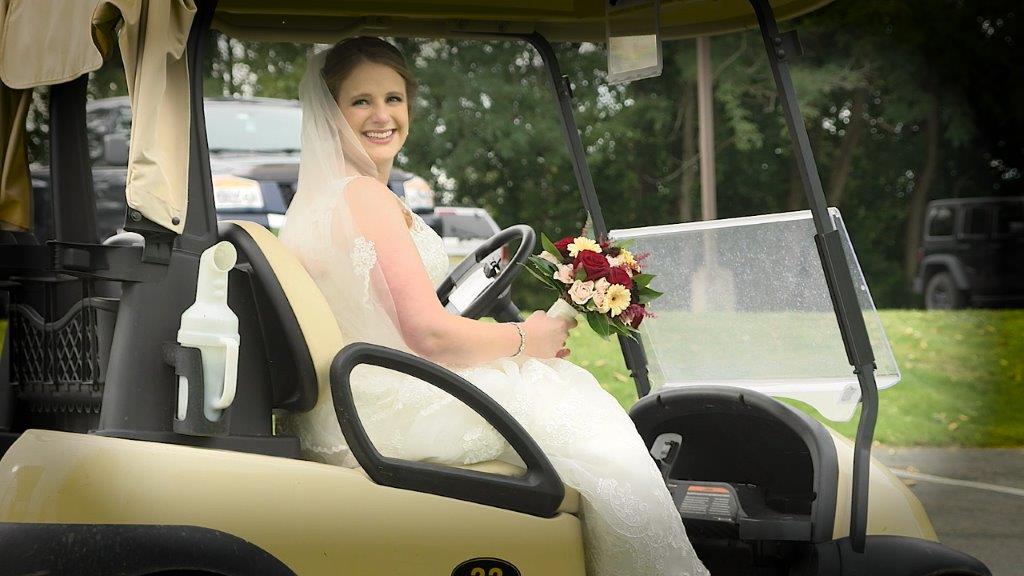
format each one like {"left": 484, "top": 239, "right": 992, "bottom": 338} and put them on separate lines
{"left": 619, "top": 249, "right": 637, "bottom": 269}
{"left": 567, "top": 236, "right": 601, "bottom": 257}
{"left": 605, "top": 284, "right": 631, "bottom": 317}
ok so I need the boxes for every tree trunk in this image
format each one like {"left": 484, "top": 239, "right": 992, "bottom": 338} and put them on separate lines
{"left": 697, "top": 36, "right": 717, "bottom": 221}
{"left": 679, "top": 83, "right": 697, "bottom": 222}
{"left": 903, "top": 95, "right": 940, "bottom": 286}
{"left": 826, "top": 87, "right": 868, "bottom": 207}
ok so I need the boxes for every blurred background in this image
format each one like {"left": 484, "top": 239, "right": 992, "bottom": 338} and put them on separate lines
{"left": 25, "top": 2, "right": 1021, "bottom": 309}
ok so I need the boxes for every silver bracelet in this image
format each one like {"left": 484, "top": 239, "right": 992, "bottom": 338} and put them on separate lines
{"left": 511, "top": 322, "right": 526, "bottom": 358}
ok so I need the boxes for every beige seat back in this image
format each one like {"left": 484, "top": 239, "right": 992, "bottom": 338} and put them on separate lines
{"left": 222, "top": 220, "right": 579, "bottom": 514}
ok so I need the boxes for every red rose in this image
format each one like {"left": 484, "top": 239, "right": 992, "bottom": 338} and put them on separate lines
{"left": 553, "top": 236, "right": 574, "bottom": 257}
{"left": 623, "top": 303, "right": 647, "bottom": 329}
{"left": 574, "top": 250, "right": 609, "bottom": 281}
{"left": 607, "top": 266, "right": 633, "bottom": 289}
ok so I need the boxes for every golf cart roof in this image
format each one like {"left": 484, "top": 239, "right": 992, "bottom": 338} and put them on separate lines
{"left": 212, "top": 0, "right": 831, "bottom": 42}
{"left": 0, "top": 0, "right": 831, "bottom": 234}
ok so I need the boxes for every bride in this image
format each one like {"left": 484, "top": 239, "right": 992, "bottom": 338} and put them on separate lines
{"left": 278, "top": 37, "right": 708, "bottom": 576}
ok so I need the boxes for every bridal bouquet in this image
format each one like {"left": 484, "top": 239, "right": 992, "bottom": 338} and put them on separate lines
{"left": 524, "top": 234, "right": 662, "bottom": 339}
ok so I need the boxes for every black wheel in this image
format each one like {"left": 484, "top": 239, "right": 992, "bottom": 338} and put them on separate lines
{"left": 924, "top": 271, "right": 967, "bottom": 310}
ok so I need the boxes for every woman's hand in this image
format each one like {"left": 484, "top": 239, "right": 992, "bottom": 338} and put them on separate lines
{"left": 522, "top": 311, "right": 577, "bottom": 358}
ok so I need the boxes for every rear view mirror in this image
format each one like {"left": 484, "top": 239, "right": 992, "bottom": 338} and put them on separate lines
{"left": 606, "top": 0, "right": 663, "bottom": 84}
{"left": 103, "top": 133, "right": 129, "bottom": 166}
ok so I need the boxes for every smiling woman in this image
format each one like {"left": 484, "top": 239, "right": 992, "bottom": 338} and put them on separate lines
{"left": 322, "top": 37, "right": 417, "bottom": 179}
{"left": 336, "top": 62, "right": 409, "bottom": 176}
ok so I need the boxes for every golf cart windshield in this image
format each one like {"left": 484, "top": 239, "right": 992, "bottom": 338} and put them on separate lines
{"left": 611, "top": 209, "right": 900, "bottom": 422}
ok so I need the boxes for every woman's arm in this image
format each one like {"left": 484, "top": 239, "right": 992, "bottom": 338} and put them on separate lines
{"left": 340, "top": 177, "right": 572, "bottom": 365}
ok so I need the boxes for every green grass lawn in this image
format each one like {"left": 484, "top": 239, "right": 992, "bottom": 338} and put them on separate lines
{"left": 567, "top": 310, "right": 1024, "bottom": 447}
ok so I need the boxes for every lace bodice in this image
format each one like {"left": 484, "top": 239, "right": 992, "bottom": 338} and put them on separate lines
{"left": 406, "top": 209, "right": 450, "bottom": 285}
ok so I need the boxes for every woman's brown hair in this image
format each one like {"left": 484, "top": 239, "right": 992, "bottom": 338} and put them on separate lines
{"left": 322, "top": 37, "right": 416, "bottom": 103}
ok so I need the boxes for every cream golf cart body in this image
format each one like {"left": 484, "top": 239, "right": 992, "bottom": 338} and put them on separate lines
{"left": 0, "top": 1, "right": 990, "bottom": 575}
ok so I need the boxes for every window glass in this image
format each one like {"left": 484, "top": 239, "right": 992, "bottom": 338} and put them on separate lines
{"left": 926, "top": 207, "right": 955, "bottom": 237}
{"left": 995, "top": 203, "right": 1024, "bottom": 236}
{"left": 962, "top": 205, "right": 991, "bottom": 236}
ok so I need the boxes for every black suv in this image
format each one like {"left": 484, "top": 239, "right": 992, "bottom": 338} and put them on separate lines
{"left": 914, "top": 197, "right": 1024, "bottom": 309}
{"left": 30, "top": 96, "right": 433, "bottom": 242}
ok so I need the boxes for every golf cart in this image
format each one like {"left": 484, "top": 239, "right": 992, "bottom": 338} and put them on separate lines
{"left": 0, "top": 0, "right": 991, "bottom": 574}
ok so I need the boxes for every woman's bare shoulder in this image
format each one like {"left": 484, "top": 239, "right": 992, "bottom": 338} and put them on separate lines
{"left": 343, "top": 176, "right": 392, "bottom": 203}
{"left": 342, "top": 176, "right": 412, "bottom": 226}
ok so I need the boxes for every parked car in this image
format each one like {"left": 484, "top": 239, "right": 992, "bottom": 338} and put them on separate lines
{"left": 914, "top": 196, "right": 1024, "bottom": 309}
{"left": 432, "top": 206, "right": 503, "bottom": 270}
{"left": 30, "top": 96, "right": 435, "bottom": 241}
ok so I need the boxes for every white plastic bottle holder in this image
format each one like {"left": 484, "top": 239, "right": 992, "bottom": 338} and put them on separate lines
{"left": 175, "top": 241, "right": 240, "bottom": 435}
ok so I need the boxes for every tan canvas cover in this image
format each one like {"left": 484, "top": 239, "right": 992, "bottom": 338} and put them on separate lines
{"left": 0, "top": 0, "right": 108, "bottom": 231}
{"left": 95, "top": 0, "right": 196, "bottom": 234}
{"left": 0, "top": 0, "right": 106, "bottom": 89}
{"left": 0, "top": 0, "right": 195, "bottom": 233}
{"left": 0, "top": 81, "right": 28, "bottom": 230}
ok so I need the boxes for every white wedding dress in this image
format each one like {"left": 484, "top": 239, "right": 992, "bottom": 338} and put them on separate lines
{"left": 280, "top": 185, "right": 708, "bottom": 576}
{"left": 278, "top": 48, "right": 707, "bottom": 576}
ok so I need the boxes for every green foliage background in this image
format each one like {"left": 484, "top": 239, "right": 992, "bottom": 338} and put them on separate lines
{"left": 27, "top": 0, "right": 1020, "bottom": 310}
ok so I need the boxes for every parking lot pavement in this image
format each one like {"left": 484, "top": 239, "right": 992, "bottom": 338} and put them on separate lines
{"left": 875, "top": 447, "right": 1024, "bottom": 576}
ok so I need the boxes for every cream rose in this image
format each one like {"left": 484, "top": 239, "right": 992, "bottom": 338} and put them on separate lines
{"left": 568, "top": 280, "right": 596, "bottom": 305}
{"left": 591, "top": 278, "right": 611, "bottom": 313}
{"left": 553, "top": 263, "right": 575, "bottom": 284}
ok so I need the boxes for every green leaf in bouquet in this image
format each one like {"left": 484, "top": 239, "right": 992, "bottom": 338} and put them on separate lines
{"left": 522, "top": 261, "right": 563, "bottom": 290}
{"left": 631, "top": 273, "right": 654, "bottom": 288}
{"left": 540, "top": 233, "right": 564, "bottom": 263}
{"left": 585, "top": 312, "right": 613, "bottom": 339}
{"left": 574, "top": 265, "right": 588, "bottom": 282}
{"left": 528, "top": 255, "right": 558, "bottom": 275}
{"left": 604, "top": 317, "right": 641, "bottom": 342}
{"left": 637, "top": 286, "right": 664, "bottom": 304}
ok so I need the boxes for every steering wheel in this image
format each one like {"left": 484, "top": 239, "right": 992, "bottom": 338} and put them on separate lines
{"left": 436, "top": 224, "right": 535, "bottom": 322}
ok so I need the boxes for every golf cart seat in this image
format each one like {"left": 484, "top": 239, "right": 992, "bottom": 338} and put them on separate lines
{"left": 218, "top": 220, "right": 579, "bottom": 515}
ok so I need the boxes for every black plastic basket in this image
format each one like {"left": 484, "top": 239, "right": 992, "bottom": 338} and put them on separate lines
{"left": 10, "top": 297, "right": 118, "bottom": 416}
